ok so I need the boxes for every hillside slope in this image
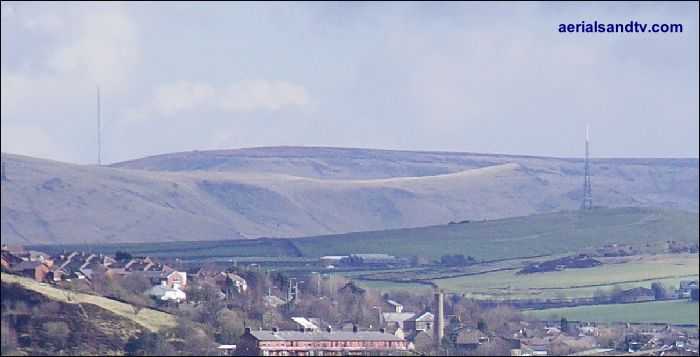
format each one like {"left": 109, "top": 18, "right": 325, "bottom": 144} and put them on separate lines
{"left": 29, "top": 207, "right": 699, "bottom": 263}
{"left": 1, "top": 147, "right": 698, "bottom": 245}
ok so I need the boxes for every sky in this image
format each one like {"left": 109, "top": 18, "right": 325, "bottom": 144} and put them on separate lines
{"left": 1, "top": 2, "right": 698, "bottom": 165}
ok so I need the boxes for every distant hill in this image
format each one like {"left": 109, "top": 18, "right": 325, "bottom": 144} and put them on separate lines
{"left": 2, "top": 147, "right": 698, "bottom": 245}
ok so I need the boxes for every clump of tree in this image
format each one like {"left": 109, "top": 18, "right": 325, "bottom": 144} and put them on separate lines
{"left": 651, "top": 282, "right": 667, "bottom": 300}
{"left": 440, "top": 254, "right": 477, "bottom": 267}
{"left": 90, "top": 273, "right": 155, "bottom": 312}
{"left": 560, "top": 317, "right": 571, "bottom": 333}
{"left": 124, "top": 330, "right": 177, "bottom": 356}
{"left": 115, "top": 250, "right": 133, "bottom": 261}
{"left": 477, "top": 317, "right": 489, "bottom": 334}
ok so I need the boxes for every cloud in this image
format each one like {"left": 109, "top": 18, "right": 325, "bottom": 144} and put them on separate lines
{"left": 2, "top": 2, "right": 697, "bottom": 164}
{"left": 152, "top": 79, "right": 315, "bottom": 115}
{"left": 154, "top": 81, "right": 216, "bottom": 115}
{"left": 47, "top": 10, "right": 140, "bottom": 88}
{"left": 0, "top": 124, "right": 74, "bottom": 162}
{"left": 1, "top": 3, "right": 142, "bottom": 164}
{"left": 1, "top": 3, "right": 14, "bottom": 18}
{"left": 220, "top": 79, "right": 315, "bottom": 113}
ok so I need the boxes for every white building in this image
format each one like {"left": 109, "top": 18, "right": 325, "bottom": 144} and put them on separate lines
{"left": 144, "top": 285, "right": 187, "bottom": 302}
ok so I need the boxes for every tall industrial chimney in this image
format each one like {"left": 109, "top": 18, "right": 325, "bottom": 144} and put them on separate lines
{"left": 435, "top": 291, "right": 444, "bottom": 346}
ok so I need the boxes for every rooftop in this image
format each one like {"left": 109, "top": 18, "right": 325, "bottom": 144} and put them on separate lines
{"left": 248, "top": 330, "right": 406, "bottom": 342}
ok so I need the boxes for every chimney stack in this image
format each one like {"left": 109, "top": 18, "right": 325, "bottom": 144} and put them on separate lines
{"left": 327, "top": 326, "right": 333, "bottom": 333}
{"left": 435, "top": 292, "right": 444, "bottom": 346}
{"left": 380, "top": 328, "right": 386, "bottom": 333}
{"left": 272, "top": 327, "right": 279, "bottom": 333}
{"left": 352, "top": 325, "right": 358, "bottom": 333}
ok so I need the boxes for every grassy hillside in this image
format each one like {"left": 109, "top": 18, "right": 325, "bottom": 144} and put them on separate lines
{"left": 291, "top": 207, "right": 699, "bottom": 261}
{"left": 3, "top": 147, "right": 698, "bottom": 245}
{"left": 27, "top": 207, "right": 699, "bottom": 264}
{"left": 0, "top": 273, "right": 178, "bottom": 332}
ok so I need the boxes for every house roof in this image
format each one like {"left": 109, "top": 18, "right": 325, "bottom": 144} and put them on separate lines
{"left": 263, "top": 295, "right": 287, "bottom": 306}
{"left": 386, "top": 300, "right": 403, "bottom": 308}
{"left": 404, "top": 330, "right": 432, "bottom": 342}
{"left": 136, "top": 270, "right": 180, "bottom": 279}
{"left": 406, "top": 312, "right": 434, "bottom": 322}
{"left": 338, "top": 282, "right": 366, "bottom": 295}
{"left": 680, "top": 280, "right": 699, "bottom": 289}
{"left": 9, "top": 260, "right": 45, "bottom": 271}
{"left": 144, "top": 285, "right": 184, "bottom": 295}
{"left": 452, "top": 328, "right": 489, "bottom": 344}
{"left": 291, "top": 317, "right": 319, "bottom": 330}
{"left": 622, "top": 287, "right": 654, "bottom": 296}
{"left": 320, "top": 256, "right": 348, "bottom": 260}
{"left": 382, "top": 312, "right": 416, "bottom": 324}
{"left": 353, "top": 254, "right": 394, "bottom": 259}
{"left": 248, "top": 330, "right": 406, "bottom": 342}
{"left": 351, "top": 254, "right": 396, "bottom": 263}
{"left": 1, "top": 251, "right": 24, "bottom": 264}
{"left": 561, "top": 337, "right": 596, "bottom": 349}
{"left": 216, "top": 272, "right": 246, "bottom": 282}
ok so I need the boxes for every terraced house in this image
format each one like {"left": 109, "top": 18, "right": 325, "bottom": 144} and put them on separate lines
{"left": 237, "top": 326, "right": 409, "bottom": 356}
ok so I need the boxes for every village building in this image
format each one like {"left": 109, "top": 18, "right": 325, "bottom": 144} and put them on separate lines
{"left": 8, "top": 260, "right": 52, "bottom": 281}
{"left": 404, "top": 330, "right": 433, "bottom": 352}
{"left": 263, "top": 295, "right": 288, "bottom": 308}
{"left": 403, "top": 312, "right": 435, "bottom": 334}
{"left": 318, "top": 256, "right": 348, "bottom": 268}
{"left": 450, "top": 327, "right": 490, "bottom": 350}
{"left": 144, "top": 285, "right": 187, "bottom": 302}
{"left": 617, "top": 287, "right": 656, "bottom": 303}
{"left": 134, "top": 270, "right": 187, "bottom": 289}
{"left": 214, "top": 272, "right": 248, "bottom": 293}
{"left": 291, "top": 317, "right": 319, "bottom": 332}
{"left": 341, "top": 254, "right": 396, "bottom": 267}
{"left": 236, "top": 326, "right": 409, "bottom": 356}
{"left": 679, "top": 280, "right": 699, "bottom": 298}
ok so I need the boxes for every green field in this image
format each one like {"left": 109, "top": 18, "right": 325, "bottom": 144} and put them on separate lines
{"left": 432, "top": 255, "right": 699, "bottom": 299}
{"left": 293, "top": 207, "right": 698, "bottom": 261}
{"left": 528, "top": 299, "right": 699, "bottom": 325}
{"left": 25, "top": 208, "right": 699, "bottom": 303}
{"left": 347, "top": 254, "right": 698, "bottom": 300}
{"left": 28, "top": 207, "right": 699, "bottom": 264}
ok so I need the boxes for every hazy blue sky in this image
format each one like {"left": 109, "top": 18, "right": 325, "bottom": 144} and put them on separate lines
{"left": 2, "top": 2, "right": 698, "bottom": 164}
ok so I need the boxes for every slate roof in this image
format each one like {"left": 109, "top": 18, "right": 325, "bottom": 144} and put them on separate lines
{"left": 9, "top": 260, "right": 45, "bottom": 271}
{"left": 248, "top": 330, "right": 405, "bottom": 342}
{"left": 382, "top": 312, "right": 417, "bottom": 328}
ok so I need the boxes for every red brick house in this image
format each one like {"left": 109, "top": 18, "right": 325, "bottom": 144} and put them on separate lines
{"left": 136, "top": 270, "right": 187, "bottom": 289}
{"left": 9, "top": 261, "right": 51, "bottom": 281}
{"left": 237, "top": 327, "right": 409, "bottom": 356}
{"left": 1, "top": 250, "right": 24, "bottom": 270}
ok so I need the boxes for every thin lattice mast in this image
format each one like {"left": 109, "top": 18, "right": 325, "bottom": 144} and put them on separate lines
{"left": 581, "top": 124, "right": 593, "bottom": 209}
{"left": 97, "top": 86, "right": 101, "bottom": 166}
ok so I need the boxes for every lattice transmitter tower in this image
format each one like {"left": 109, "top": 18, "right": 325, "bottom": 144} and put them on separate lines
{"left": 97, "top": 86, "right": 101, "bottom": 166}
{"left": 581, "top": 124, "right": 593, "bottom": 210}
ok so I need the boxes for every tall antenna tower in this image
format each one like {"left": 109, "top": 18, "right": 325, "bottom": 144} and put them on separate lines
{"left": 97, "top": 86, "right": 101, "bottom": 166}
{"left": 581, "top": 124, "right": 593, "bottom": 209}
